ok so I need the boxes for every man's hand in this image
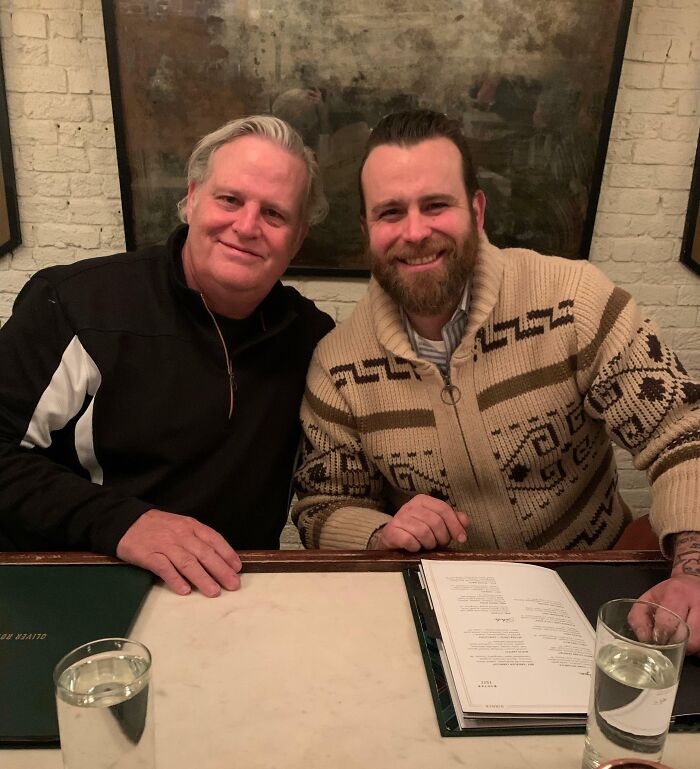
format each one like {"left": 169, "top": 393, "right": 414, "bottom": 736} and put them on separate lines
{"left": 369, "top": 495, "right": 468, "bottom": 552}
{"left": 632, "top": 531, "right": 700, "bottom": 655}
{"left": 116, "top": 509, "right": 242, "bottom": 597}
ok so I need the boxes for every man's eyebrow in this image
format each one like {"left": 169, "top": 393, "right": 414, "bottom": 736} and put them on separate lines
{"left": 421, "top": 193, "right": 459, "bottom": 205}
{"left": 212, "top": 186, "right": 294, "bottom": 218}
{"left": 370, "top": 193, "right": 459, "bottom": 216}
{"left": 370, "top": 199, "right": 404, "bottom": 216}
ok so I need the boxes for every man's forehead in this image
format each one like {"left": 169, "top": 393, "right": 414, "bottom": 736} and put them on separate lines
{"left": 362, "top": 138, "right": 466, "bottom": 200}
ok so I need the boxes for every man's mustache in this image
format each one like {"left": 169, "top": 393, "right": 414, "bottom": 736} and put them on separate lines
{"left": 386, "top": 235, "right": 457, "bottom": 263}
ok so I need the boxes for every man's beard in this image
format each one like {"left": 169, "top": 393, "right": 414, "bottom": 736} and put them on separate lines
{"left": 368, "top": 228, "right": 479, "bottom": 317}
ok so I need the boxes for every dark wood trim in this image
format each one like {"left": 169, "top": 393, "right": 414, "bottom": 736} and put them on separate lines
{"left": 0, "top": 549, "right": 668, "bottom": 571}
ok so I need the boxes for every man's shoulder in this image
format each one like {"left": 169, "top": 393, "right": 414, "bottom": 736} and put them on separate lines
{"left": 33, "top": 244, "right": 167, "bottom": 294}
{"left": 495, "top": 245, "right": 601, "bottom": 302}
{"left": 311, "top": 291, "right": 377, "bottom": 363}
{"left": 277, "top": 284, "right": 335, "bottom": 339}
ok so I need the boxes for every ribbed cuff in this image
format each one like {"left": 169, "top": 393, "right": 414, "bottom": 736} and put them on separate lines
{"left": 318, "top": 507, "right": 393, "bottom": 550}
{"left": 649, "top": 459, "right": 700, "bottom": 558}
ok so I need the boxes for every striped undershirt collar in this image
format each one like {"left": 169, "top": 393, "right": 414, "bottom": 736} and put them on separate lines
{"left": 400, "top": 281, "right": 470, "bottom": 374}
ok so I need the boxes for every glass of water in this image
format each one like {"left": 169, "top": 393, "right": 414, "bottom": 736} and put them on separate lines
{"left": 582, "top": 599, "right": 689, "bottom": 769}
{"left": 54, "top": 638, "right": 154, "bottom": 769}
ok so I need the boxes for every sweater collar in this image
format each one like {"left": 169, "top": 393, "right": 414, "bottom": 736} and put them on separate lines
{"left": 368, "top": 232, "right": 505, "bottom": 359}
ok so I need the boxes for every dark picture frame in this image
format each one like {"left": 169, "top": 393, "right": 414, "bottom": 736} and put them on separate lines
{"left": 680, "top": 131, "right": 700, "bottom": 276}
{"left": 0, "top": 44, "right": 21, "bottom": 258}
{"left": 103, "top": 0, "right": 631, "bottom": 277}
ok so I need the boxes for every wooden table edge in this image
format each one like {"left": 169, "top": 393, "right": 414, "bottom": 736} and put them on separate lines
{"left": 0, "top": 549, "right": 669, "bottom": 570}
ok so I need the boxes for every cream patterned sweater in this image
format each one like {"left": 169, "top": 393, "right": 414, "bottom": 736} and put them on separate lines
{"left": 293, "top": 238, "right": 700, "bottom": 554}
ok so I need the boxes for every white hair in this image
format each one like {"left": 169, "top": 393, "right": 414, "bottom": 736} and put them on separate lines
{"left": 177, "top": 115, "right": 328, "bottom": 225}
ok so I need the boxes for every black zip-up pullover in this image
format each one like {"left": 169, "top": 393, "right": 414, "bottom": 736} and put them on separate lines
{"left": 0, "top": 227, "right": 333, "bottom": 554}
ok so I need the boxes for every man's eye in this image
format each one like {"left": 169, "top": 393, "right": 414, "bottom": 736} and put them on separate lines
{"left": 425, "top": 201, "right": 448, "bottom": 213}
{"left": 378, "top": 209, "right": 402, "bottom": 220}
{"left": 220, "top": 195, "right": 240, "bottom": 206}
{"left": 264, "top": 208, "right": 284, "bottom": 222}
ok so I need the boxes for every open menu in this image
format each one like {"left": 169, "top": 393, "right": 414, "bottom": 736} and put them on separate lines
{"left": 407, "top": 560, "right": 700, "bottom": 736}
{"left": 415, "top": 560, "right": 594, "bottom": 731}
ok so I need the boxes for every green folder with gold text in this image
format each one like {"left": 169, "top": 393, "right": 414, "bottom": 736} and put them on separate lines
{"left": 0, "top": 563, "right": 153, "bottom": 746}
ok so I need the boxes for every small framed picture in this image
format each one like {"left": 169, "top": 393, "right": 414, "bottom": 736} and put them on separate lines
{"left": 680, "top": 132, "right": 700, "bottom": 276}
{"left": 0, "top": 45, "right": 21, "bottom": 258}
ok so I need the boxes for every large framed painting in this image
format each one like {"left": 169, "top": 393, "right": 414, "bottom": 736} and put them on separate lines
{"left": 680, "top": 131, "right": 700, "bottom": 276}
{"left": 103, "top": 0, "right": 632, "bottom": 276}
{"left": 0, "top": 45, "right": 21, "bottom": 258}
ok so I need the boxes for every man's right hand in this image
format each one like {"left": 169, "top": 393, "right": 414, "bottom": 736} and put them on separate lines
{"left": 369, "top": 495, "right": 468, "bottom": 551}
{"left": 116, "top": 509, "right": 242, "bottom": 597}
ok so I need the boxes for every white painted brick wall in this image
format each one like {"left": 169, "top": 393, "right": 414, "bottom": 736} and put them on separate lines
{"left": 0, "top": 1, "right": 698, "bottom": 547}
{"left": 587, "top": 0, "right": 700, "bottom": 517}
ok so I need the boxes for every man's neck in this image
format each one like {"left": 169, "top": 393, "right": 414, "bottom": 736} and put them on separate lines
{"left": 404, "top": 305, "right": 458, "bottom": 341}
{"left": 200, "top": 290, "right": 262, "bottom": 320}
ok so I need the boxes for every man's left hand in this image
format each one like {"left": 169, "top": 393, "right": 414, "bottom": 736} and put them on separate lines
{"left": 634, "top": 531, "right": 700, "bottom": 656}
{"left": 637, "top": 574, "right": 700, "bottom": 655}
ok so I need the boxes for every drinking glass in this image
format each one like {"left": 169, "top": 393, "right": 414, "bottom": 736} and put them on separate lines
{"left": 581, "top": 599, "right": 689, "bottom": 769}
{"left": 54, "top": 637, "right": 154, "bottom": 769}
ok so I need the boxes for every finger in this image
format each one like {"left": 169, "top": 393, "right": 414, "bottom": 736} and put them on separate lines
{"left": 403, "top": 517, "right": 440, "bottom": 550}
{"left": 169, "top": 547, "right": 223, "bottom": 598}
{"left": 409, "top": 509, "right": 452, "bottom": 546}
{"left": 628, "top": 600, "right": 655, "bottom": 643}
{"left": 140, "top": 552, "right": 192, "bottom": 596}
{"left": 194, "top": 536, "right": 242, "bottom": 592}
{"left": 381, "top": 524, "right": 423, "bottom": 552}
{"left": 423, "top": 503, "right": 467, "bottom": 544}
{"left": 406, "top": 497, "right": 467, "bottom": 543}
{"left": 652, "top": 601, "right": 689, "bottom": 645}
{"left": 194, "top": 525, "right": 242, "bottom": 572}
{"left": 685, "top": 607, "right": 700, "bottom": 655}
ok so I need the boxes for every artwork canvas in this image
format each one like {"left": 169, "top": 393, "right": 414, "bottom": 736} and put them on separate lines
{"left": 0, "top": 45, "right": 20, "bottom": 258}
{"left": 103, "top": 0, "right": 631, "bottom": 275}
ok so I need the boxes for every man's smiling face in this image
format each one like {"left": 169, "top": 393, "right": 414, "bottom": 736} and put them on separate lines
{"left": 182, "top": 135, "right": 308, "bottom": 317}
{"left": 361, "top": 137, "right": 485, "bottom": 317}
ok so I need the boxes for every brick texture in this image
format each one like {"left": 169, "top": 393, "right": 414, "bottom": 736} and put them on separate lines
{"left": 1, "top": 0, "right": 699, "bottom": 545}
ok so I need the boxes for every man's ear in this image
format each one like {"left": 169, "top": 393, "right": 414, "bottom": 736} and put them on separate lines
{"left": 471, "top": 190, "right": 486, "bottom": 233}
{"left": 185, "top": 181, "right": 199, "bottom": 222}
{"left": 290, "top": 222, "right": 309, "bottom": 259}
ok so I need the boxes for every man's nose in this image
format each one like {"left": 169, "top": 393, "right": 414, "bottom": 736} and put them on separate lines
{"left": 233, "top": 203, "right": 261, "bottom": 237}
{"left": 402, "top": 210, "right": 431, "bottom": 243}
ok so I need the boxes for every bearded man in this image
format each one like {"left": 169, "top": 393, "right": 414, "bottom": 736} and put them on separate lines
{"left": 292, "top": 109, "right": 700, "bottom": 653}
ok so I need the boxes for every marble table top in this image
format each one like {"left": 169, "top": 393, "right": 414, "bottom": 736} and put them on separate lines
{"left": 2, "top": 571, "right": 696, "bottom": 769}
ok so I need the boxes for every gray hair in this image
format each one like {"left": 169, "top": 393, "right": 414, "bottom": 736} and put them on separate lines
{"left": 177, "top": 115, "right": 328, "bottom": 225}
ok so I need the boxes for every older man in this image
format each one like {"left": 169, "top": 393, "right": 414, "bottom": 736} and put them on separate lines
{"left": 294, "top": 109, "right": 700, "bottom": 652}
{"left": 0, "top": 116, "right": 333, "bottom": 596}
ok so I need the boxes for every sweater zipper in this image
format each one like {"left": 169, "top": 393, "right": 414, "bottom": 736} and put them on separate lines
{"left": 200, "top": 296, "right": 235, "bottom": 420}
{"left": 440, "top": 370, "right": 479, "bottom": 489}
{"left": 441, "top": 367, "right": 503, "bottom": 547}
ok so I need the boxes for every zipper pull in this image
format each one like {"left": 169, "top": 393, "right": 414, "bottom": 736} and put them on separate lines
{"left": 440, "top": 371, "right": 461, "bottom": 405}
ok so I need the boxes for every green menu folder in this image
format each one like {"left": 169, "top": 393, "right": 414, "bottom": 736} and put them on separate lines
{"left": 0, "top": 563, "right": 153, "bottom": 746}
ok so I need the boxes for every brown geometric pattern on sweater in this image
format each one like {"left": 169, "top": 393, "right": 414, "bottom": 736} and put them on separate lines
{"left": 329, "top": 356, "right": 421, "bottom": 389}
{"left": 649, "top": 428, "right": 700, "bottom": 484}
{"left": 525, "top": 446, "right": 615, "bottom": 547}
{"left": 476, "top": 300, "right": 574, "bottom": 354}
{"left": 371, "top": 450, "right": 452, "bottom": 503}
{"left": 477, "top": 288, "right": 631, "bottom": 411}
{"left": 527, "top": 477, "right": 626, "bottom": 550}
{"left": 587, "top": 328, "right": 699, "bottom": 452}
{"left": 297, "top": 424, "right": 382, "bottom": 498}
{"left": 490, "top": 401, "right": 600, "bottom": 508}
{"left": 478, "top": 356, "right": 577, "bottom": 411}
